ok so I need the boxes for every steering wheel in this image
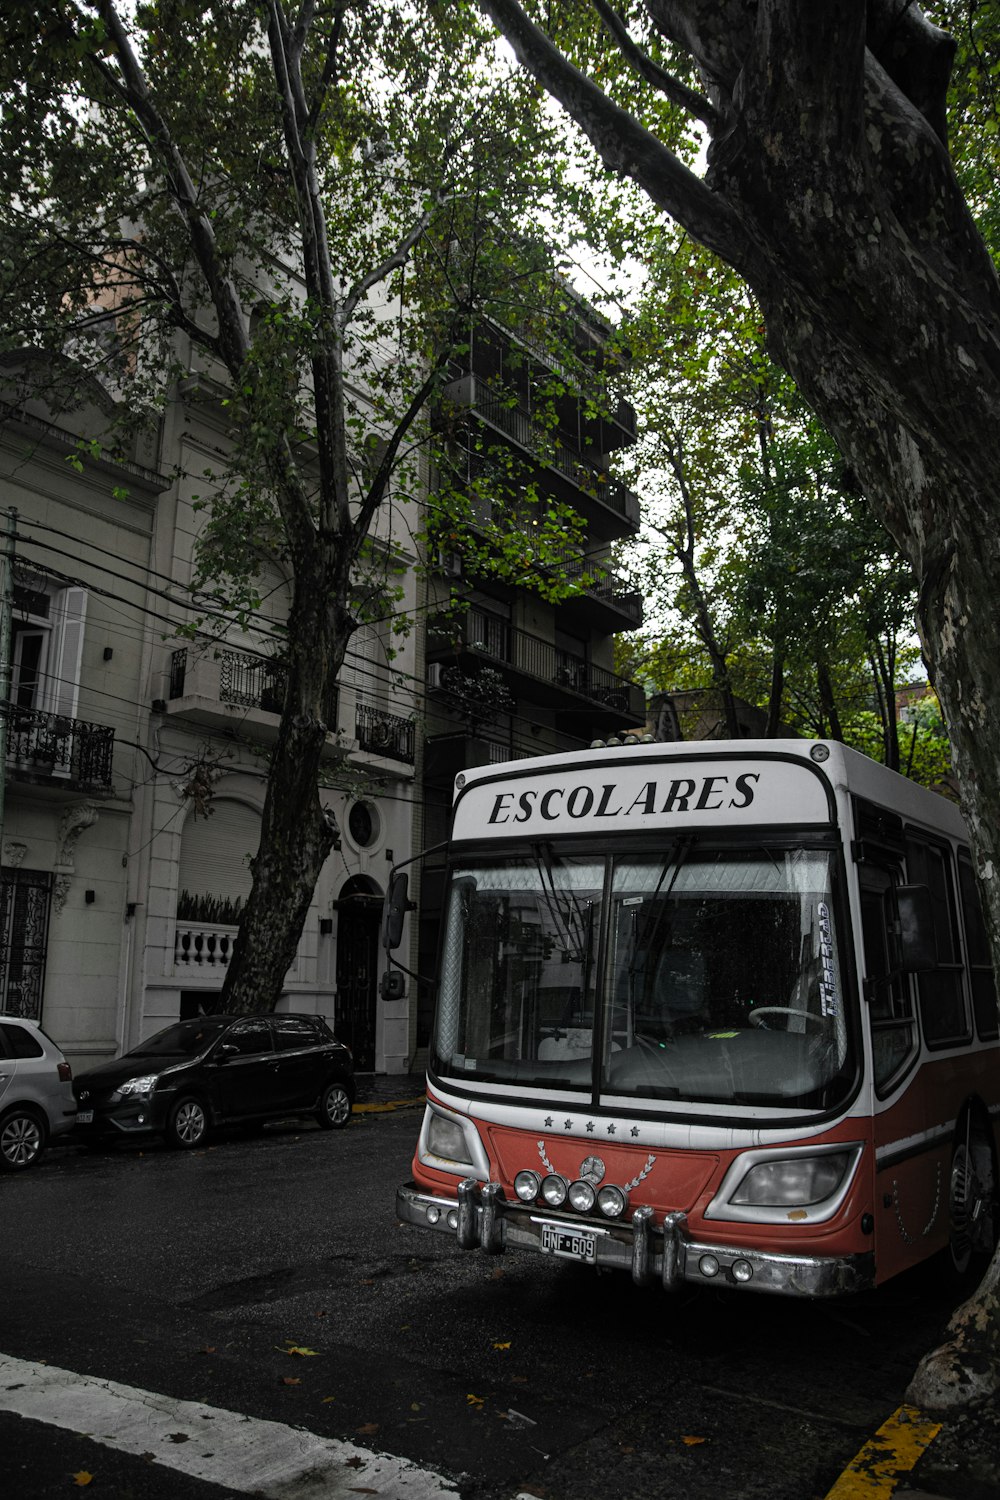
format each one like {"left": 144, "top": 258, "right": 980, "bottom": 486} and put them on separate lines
{"left": 748, "top": 1006, "right": 828, "bottom": 1030}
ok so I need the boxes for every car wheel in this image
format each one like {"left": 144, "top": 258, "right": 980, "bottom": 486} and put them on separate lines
{"left": 316, "top": 1081, "right": 351, "bottom": 1130}
{"left": 0, "top": 1107, "right": 46, "bottom": 1172}
{"left": 165, "top": 1097, "right": 209, "bottom": 1150}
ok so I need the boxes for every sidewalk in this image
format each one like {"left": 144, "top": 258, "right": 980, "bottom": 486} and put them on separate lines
{"left": 352, "top": 1071, "right": 426, "bottom": 1111}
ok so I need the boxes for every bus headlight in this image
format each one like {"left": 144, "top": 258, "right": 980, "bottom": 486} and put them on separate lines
{"left": 597, "top": 1184, "right": 628, "bottom": 1219}
{"left": 731, "top": 1152, "right": 850, "bottom": 1207}
{"left": 514, "top": 1170, "right": 541, "bottom": 1202}
{"left": 426, "top": 1113, "right": 473, "bottom": 1165}
{"left": 568, "top": 1179, "right": 596, "bottom": 1212}
{"left": 541, "top": 1173, "right": 569, "bottom": 1207}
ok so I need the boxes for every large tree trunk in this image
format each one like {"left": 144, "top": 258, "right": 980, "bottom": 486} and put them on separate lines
{"left": 218, "top": 558, "right": 352, "bottom": 1014}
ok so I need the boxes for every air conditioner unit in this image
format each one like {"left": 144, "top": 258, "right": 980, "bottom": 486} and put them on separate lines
{"left": 428, "top": 663, "right": 446, "bottom": 690}
{"left": 436, "top": 550, "right": 463, "bottom": 578}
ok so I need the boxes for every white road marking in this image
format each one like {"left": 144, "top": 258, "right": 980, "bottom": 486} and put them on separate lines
{"left": 0, "top": 1353, "right": 460, "bottom": 1499}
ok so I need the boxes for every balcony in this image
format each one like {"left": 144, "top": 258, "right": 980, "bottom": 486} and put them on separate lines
{"left": 555, "top": 554, "right": 644, "bottom": 633}
{"left": 164, "top": 647, "right": 344, "bottom": 757}
{"left": 441, "top": 374, "right": 640, "bottom": 541}
{"left": 173, "top": 921, "right": 300, "bottom": 980}
{"left": 3, "top": 703, "right": 115, "bottom": 791}
{"left": 355, "top": 703, "right": 415, "bottom": 764}
{"left": 428, "top": 609, "right": 645, "bottom": 729}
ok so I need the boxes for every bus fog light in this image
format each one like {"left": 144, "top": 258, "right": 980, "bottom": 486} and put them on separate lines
{"left": 446, "top": 1209, "right": 459, "bottom": 1230}
{"left": 699, "top": 1254, "right": 720, "bottom": 1278}
{"left": 541, "top": 1174, "right": 569, "bottom": 1207}
{"left": 514, "top": 1170, "right": 541, "bottom": 1202}
{"left": 426, "top": 1205, "right": 441, "bottom": 1225}
{"left": 568, "top": 1179, "right": 596, "bottom": 1212}
{"left": 597, "top": 1184, "right": 627, "bottom": 1219}
{"left": 731, "top": 1152, "right": 849, "bottom": 1207}
{"left": 732, "top": 1259, "right": 753, "bottom": 1283}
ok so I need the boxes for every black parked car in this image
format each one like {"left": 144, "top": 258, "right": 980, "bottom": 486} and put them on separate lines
{"left": 73, "top": 1013, "right": 354, "bottom": 1149}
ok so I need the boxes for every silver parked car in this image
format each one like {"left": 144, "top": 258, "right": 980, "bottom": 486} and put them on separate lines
{"left": 0, "top": 1017, "right": 77, "bottom": 1171}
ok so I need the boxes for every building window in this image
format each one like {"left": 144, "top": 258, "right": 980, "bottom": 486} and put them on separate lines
{"left": 8, "top": 574, "right": 88, "bottom": 721}
{"left": 347, "top": 800, "right": 380, "bottom": 850}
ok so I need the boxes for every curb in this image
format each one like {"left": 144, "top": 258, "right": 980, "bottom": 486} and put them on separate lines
{"left": 822, "top": 1405, "right": 942, "bottom": 1499}
{"left": 353, "top": 1094, "right": 426, "bottom": 1115}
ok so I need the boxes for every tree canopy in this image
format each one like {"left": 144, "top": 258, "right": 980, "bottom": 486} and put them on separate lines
{"left": 0, "top": 0, "right": 603, "bottom": 1011}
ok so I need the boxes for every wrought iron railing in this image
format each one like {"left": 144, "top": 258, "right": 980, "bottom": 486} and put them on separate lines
{"left": 219, "top": 651, "right": 286, "bottom": 714}
{"left": 169, "top": 646, "right": 287, "bottom": 715}
{"left": 355, "top": 703, "right": 415, "bottom": 763}
{"left": 455, "top": 608, "right": 643, "bottom": 715}
{"left": 444, "top": 376, "right": 639, "bottom": 525}
{"left": 3, "top": 703, "right": 114, "bottom": 788}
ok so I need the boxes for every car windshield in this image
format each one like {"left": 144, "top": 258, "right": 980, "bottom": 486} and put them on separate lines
{"left": 131, "top": 1018, "right": 231, "bottom": 1057}
{"left": 432, "top": 845, "right": 855, "bottom": 1112}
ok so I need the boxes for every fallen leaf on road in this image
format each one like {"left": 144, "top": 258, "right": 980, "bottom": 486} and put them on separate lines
{"left": 466, "top": 1394, "right": 485, "bottom": 1407}
{"left": 493, "top": 1341, "right": 511, "bottom": 1350}
{"left": 199, "top": 1346, "right": 217, "bottom": 1355}
{"left": 279, "top": 1345, "right": 320, "bottom": 1357}
{"left": 345, "top": 1456, "right": 364, "bottom": 1469}
{"left": 281, "top": 1377, "right": 301, "bottom": 1386}
{"left": 168, "top": 1433, "right": 190, "bottom": 1444}
{"left": 356, "top": 1422, "right": 380, "bottom": 1437}
{"left": 410, "top": 1402, "right": 421, "bottom": 1412}
{"left": 681, "top": 1435, "right": 707, "bottom": 1446}
{"left": 322, "top": 1396, "right": 336, "bottom": 1403}
{"left": 72, "top": 1473, "right": 94, "bottom": 1487}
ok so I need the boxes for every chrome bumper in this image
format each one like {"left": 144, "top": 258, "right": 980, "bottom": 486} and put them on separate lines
{"left": 397, "top": 1180, "right": 874, "bottom": 1298}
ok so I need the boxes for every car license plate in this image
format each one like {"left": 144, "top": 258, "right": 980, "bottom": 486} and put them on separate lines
{"left": 540, "top": 1224, "right": 597, "bottom": 1263}
{"left": 76, "top": 1110, "right": 94, "bottom": 1124}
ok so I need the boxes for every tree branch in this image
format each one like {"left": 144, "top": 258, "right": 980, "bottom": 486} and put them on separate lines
{"left": 477, "top": 0, "right": 751, "bottom": 271}
{"left": 590, "top": 0, "right": 719, "bottom": 129}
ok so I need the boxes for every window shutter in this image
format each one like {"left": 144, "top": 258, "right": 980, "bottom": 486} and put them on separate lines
{"left": 45, "top": 587, "right": 87, "bottom": 720}
{"left": 178, "top": 799, "right": 261, "bottom": 903}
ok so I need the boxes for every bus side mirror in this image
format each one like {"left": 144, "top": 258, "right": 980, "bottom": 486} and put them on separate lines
{"left": 382, "top": 871, "right": 415, "bottom": 952}
{"left": 894, "top": 884, "right": 937, "bottom": 972}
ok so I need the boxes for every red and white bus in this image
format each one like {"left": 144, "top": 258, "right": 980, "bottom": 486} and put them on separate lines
{"left": 392, "top": 738, "right": 1000, "bottom": 1297}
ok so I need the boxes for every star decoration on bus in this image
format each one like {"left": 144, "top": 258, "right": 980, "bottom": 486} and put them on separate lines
{"left": 544, "top": 1117, "right": 553, "bottom": 1127}
{"left": 607, "top": 1123, "right": 616, "bottom": 1135}
{"left": 586, "top": 1121, "right": 595, "bottom": 1132}
{"left": 631, "top": 1126, "right": 640, "bottom": 1137}
{"left": 564, "top": 1119, "right": 573, "bottom": 1129}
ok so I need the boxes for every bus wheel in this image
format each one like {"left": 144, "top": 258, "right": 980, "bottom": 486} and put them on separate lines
{"left": 947, "top": 1119, "right": 998, "bottom": 1279}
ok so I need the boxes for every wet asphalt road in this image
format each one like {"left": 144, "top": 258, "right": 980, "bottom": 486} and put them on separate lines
{"left": 0, "top": 1102, "right": 972, "bottom": 1500}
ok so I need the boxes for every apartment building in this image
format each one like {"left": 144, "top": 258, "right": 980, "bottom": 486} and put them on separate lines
{"left": 414, "top": 296, "right": 645, "bottom": 1051}
{"left": 0, "top": 342, "right": 419, "bottom": 1075}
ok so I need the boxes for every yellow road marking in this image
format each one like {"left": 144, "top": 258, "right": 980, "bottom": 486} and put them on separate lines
{"left": 823, "top": 1405, "right": 942, "bottom": 1499}
{"left": 353, "top": 1095, "right": 426, "bottom": 1114}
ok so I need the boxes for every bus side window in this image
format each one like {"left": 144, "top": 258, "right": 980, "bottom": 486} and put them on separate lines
{"left": 905, "top": 835, "right": 971, "bottom": 1047}
{"left": 957, "top": 852, "right": 999, "bottom": 1041}
{"left": 859, "top": 868, "right": 917, "bottom": 1089}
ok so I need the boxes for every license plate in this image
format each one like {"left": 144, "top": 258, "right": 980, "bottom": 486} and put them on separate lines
{"left": 540, "top": 1224, "right": 597, "bottom": 1263}
{"left": 76, "top": 1110, "right": 94, "bottom": 1125}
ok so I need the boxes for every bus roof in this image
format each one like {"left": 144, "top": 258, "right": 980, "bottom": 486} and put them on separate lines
{"left": 450, "top": 739, "right": 967, "bottom": 845}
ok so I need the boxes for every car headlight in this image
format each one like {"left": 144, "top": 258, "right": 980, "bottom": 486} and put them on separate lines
{"left": 731, "top": 1152, "right": 851, "bottom": 1207}
{"left": 117, "top": 1074, "right": 159, "bottom": 1098}
{"left": 426, "top": 1112, "right": 473, "bottom": 1165}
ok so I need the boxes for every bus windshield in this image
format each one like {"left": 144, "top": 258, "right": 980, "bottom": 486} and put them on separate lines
{"left": 432, "top": 844, "right": 855, "bottom": 1112}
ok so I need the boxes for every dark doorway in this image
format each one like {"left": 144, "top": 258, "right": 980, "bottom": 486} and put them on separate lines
{"left": 0, "top": 868, "right": 52, "bottom": 1020}
{"left": 333, "top": 876, "right": 381, "bottom": 1071}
